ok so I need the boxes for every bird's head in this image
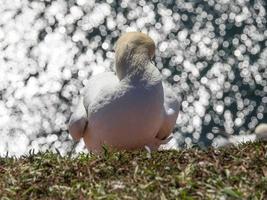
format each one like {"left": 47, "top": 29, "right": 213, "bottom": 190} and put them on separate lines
{"left": 115, "top": 32, "right": 156, "bottom": 80}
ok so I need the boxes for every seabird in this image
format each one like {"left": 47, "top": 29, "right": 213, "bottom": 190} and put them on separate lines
{"left": 68, "top": 32, "right": 180, "bottom": 153}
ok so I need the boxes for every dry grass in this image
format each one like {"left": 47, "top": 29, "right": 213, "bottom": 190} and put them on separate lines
{"left": 0, "top": 142, "right": 267, "bottom": 199}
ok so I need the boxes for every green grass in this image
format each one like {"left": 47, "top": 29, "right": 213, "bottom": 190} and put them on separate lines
{"left": 1, "top": 142, "right": 267, "bottom": 200}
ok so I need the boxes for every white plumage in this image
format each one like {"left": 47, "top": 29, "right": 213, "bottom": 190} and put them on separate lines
{"left": 68, "top": 32, "right": 179, "bottom": 153}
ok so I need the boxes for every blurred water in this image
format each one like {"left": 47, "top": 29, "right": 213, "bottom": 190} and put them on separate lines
{"left": 0, "top": 0, "right": 266, "bottom": 157}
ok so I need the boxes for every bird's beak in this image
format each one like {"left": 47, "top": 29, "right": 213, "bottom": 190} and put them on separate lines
{"left": 150, "top": 56, "right": 155, "bottom": 65}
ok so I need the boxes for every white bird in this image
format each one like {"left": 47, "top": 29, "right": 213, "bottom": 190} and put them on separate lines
{"left": 212, "top": 123, "right": 267, "bottom": 148}
{"left": 68, "top": 32, "right": 179, "bottom": 153}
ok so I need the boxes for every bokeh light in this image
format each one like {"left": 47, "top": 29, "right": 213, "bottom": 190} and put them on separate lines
{"left": 0, "top": 0, "right": 266, "bottom": 156}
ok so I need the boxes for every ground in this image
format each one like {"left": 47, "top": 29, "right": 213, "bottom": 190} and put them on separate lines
{"left": 0, "top": 142, "right": 267, "bottom": 200}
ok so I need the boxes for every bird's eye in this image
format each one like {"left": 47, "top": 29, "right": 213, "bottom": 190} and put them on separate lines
{"left": 150, "top": 58, "right": 155, "bottom": 65}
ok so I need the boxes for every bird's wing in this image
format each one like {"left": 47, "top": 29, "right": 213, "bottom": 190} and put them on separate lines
{"left": 156, "top": 82, "right": 180, "bottom": 140}
{"left": 82, "top": 72, "right": 119, "bottom": 109}
{"left": 69, "top": 72, "right": 119, "bottom": 141}
{"left": 68, "top": 97, "right": 87, "bottom": 141}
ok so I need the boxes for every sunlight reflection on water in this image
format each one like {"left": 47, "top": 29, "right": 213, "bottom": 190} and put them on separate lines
{"left": 0, "top": 0, "right": 266, "bottom": 157}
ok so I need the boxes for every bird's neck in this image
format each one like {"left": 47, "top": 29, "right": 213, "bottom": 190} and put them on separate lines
{"left": 119, "top": 62, "right": 162, "bottom": 86}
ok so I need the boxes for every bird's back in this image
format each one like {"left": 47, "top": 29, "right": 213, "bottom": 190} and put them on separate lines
{"left": 83, "top": 68, "right": 165, "bottom": 151}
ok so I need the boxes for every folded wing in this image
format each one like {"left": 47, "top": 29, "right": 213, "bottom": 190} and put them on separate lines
{"left": 156, "top": 82, "right": 180, "bottom": 140}
{"left": 68, "top": 97, "right": 87, "bottom": 141}
{"left": 68, "top": 72, "right": 119, "bottom": 141}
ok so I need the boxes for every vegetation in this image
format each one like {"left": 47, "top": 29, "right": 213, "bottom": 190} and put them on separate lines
{"left": 1, "top": 142, "right": 267, "bottom": 200}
